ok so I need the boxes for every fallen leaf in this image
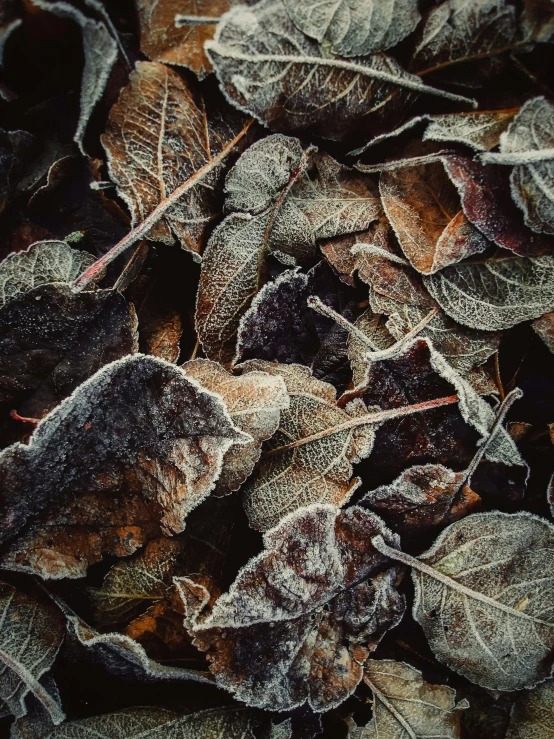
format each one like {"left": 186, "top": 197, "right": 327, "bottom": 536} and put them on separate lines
{"left": 207, "top": 0, "right": 472, "bottom": 142}
{"left": 282, "top": 0, "right": 421, "bottom": 57}
{"left": 361, "top": 659, "right": 468, "bottom": 738}
{"left": 373, "top": 511, "right": 554, "bottom": 690}
{"left": 136, "top": 0, "right": 231, "bottom": 80}
{"left": 506, "top": 680, "right": 554, "bottom": 739}
{"left": 188, "top": 504, "right": 406, "bottom": 711}
{"left": 182, "top": 358, "right": 289, "bottom": 495}
{"left": 139, "top": 301, "right": 182, "bottom": 364}
{"left": 0, "top": 580, "right": 65, "bottom": 725}
{"left": 533, "top": 311, "right": 554, "bottom": 353}
{"left": 0, "top": 354, "right": 248, "bottom": 578}
{"left": 423, "top": 254, "right": 554, "bottom": 330}
{"left": 520, "top": 0, "right": 554, "bottom": 42}
{"left": 0, "top": 284, "right": 137, "bottom": 419}
{"left": 102, "top": 60, "right": 247, "bottom": 259}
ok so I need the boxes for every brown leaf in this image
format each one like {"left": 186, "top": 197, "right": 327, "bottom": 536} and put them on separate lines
{"left": 102, "top": 61, "right": 246, "bottom": 259}
{"left": 136, "top": 0, "right": 231, "bottom": 80}
{"left": 0, "top": 354, "right": 248, "bottom": 578}
{"left": 533, "top": 311, "right": 554, "bottom": 353}
{"left": 140, "top": 302, "right": 182, "bottom": 364}
{"left": 187, "top": 504, "right": 406, "bottom": 712}
{"left": 506, "top": 679, "right": 554, "bottom": 739}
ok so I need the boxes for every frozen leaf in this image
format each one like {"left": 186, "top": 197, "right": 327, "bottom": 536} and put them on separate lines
{"left": 102, "top": 61, "right": 246, "bottom": 259}
{"left": 44, "top": 706, "right": 260, "bottom": 738}
{"left": 533, "top": 311, "right": 554, "bottom": 353}
{"left": 361, "top": 659, "right": 468, "bottom": 738}
{"left": 207, "top": 0, "right": 473, "bottom": 143}
{"left": 485, "top": 97, "right": 554, "bottom": 235}
{"left": 0, "top": 240, "right": 94, "bottom": 309}
{"left": 189, "top": 504, "right": 406, "bottom": 711}
{"left": 283, "top": 0, "right": 420, "bottom": 57}
{"left": 507, "top": 680, "right": 554, "bottom": 739}
{"left": 424, "top": 254, "right": 554, "bottom": 330}
{"left": 373, "top": 511, "right": 554, "bottom": 690}
{"left": 182, "top": 358, "right": 289, "bottom": 494}
{"left": 136, "top": 0, "right": 231, "bottom": 80}
{"left": 31, "top": 0, "right": 118, "bottom": 154}
{"left": 0, "top": 581, "right": 65, "bottom": 725}
{"left": 0, "top": 354, "right": 248, "bottom": 578}
{"left": 442, "top": 155, "right": 554, "bottom": 255}
{"left": 0, "top": 284, "right": 137, "bottom": 419}
{"left": 380, "top": 157, "right": 489, "bottom": 274}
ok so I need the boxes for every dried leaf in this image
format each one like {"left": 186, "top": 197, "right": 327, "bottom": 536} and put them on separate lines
{"left": 533, "top": 311, "right": 554, "bottom": 353}
{"left": 0, "top": 240, "right": 95, "bottom": 308}
{"left": 31, "top": 0, "right": 118, "bottom": 154}
{"left": 182, "top": 358, "right": 289, "bottom": 495}
{"left": 0, "top": 581, "right": 65, "bottom": 725}
{"left": 102, "top": 61, "right": 245, "bottom": 259}
{"left": 140, "top": 302, "right": 182, "bottom": 364}
{"left": 521, "top": 0, "right": 554, "bottom": 42}
{"left": 0, "top": 284, "right": 137, "bottom": 419}
{"left": 189, "top": 504, "right": 406, "bottom": 711}
{"left": 240, "top": 361, "right": 376, "bottom": 531}
{"left": 380, "top": 157, "right": 489, "bottom": 274}
{"left": 207, "top": 0, "right": 472, "bottom": 142}
{"left": 136, "top": 0, "right": 231, "bottom": 80}
{"left": 283, "top": 0, "right": 420, "bottom": 57}
{"left": 373, "top": 511, "right": 554, "bottom": 690}
{"left": 44, "top": 706, "right": 260, "bottom": 738}
{"left": 0, "top": 354, "right": 248, "bottom": 578}
{"left": 361, "top": 659, "right": 468, "bottom": 738}
{"left": 423, "top": 254, "right": 554, "bottom": 330}
{"left": 507, "top": 680, "right": 554, "bottom": 739}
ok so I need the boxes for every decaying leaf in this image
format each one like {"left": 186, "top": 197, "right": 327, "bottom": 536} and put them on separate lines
{"left": 0, "top": 581, "right": 65, "bottom": 725}
{"left": 207, "top": 0, "right": 472, "bottom": 142}
{"left": 102, "top": 61, "right": 246, "bottom": 259}
{"left": 43, "top": 706, "right": 261, "bottom": 738}
{"left": 373, "top": 511, "right": 554, "bottom": 690}
{"left": 0, "top": 240, "right": 95, "bottom": 308}
{"left": 136, "top": 0, "right": 231, "bottom": 80}
{"left": 182, "top": 358, "right": 289, "bottom": 495}
{"left": 240, "top": 361, "right": 376, "bottom": 531}
{"left": 506, "top": 680, "right": 554, "bottom": 739}
{"left": 361, "top": 659, "right": 468, "bottom": 738}
{"left": 31, "top": 0, "right": 118, "bottom": 153}
{"left": 0, "top": 284, "right": 137, "bottom": 418}
{"left": 189, "top": 504, "right": 406, "bottom": 712}
{"left": 283, "top": 0, "right": 420, "bottom": 57}
{"left": 0, "top": 354, "right": 248, "bottom": 578}
{"left": 424, "top": 254, "right": 554, "bottom": 330}
{"left": 139, "top": 301, "right": 182, "bottom": 364}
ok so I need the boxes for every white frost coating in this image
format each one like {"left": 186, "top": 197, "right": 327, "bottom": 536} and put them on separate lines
{"left": 31, "top": 0, "right": 118, "bottom": 154}
{"left": 282, "top": 0, "right": 420, "bottom": 57}
{"left": 410, "top": 511, "right": 554, "bottom": 690}
{"left": 0, "top": 240, "right": 95, "bottom": 308}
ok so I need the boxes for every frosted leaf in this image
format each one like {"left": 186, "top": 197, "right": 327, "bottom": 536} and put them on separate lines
{"left": 0, "top": 240, "right": 94, "bottom": 308}
{"left": 182, "top": 359, "right": 289, "bottom": 494}
{"left": 102, "top": 61, "right": 245, "bottom": 259}
{"left": 361, "top": 659, "right": 468, "bottom": 738}
{"left": 207, "top": 0, "right": 473, "bottom": 143}
{"left": 507, "top": 680, "right": 554, "bottom": 739}
{"left": 348, "top": 310, "right": 395, "bottom": 387}
{"left": 240, "top": 361, "right": 376, "bottom": 531}
{"left": 282, "top": 0, "right": 420, "bottom": 57}
{"left": 0, "top": 284, "right": 138, "bottom": 419}
{"left": 31, "top": 0, "right": 118, "bottom": 154}
{"left": 380, "top": 157, "right": 489, "bottom": 275}
{"left": 424, "top": 109, "right": 518, "bottom": 151}
{"left": 374, "top": 511, "right": 554, "bottom": 690}
{"left": 0, "top": 354, "right": 248, "bottom": 579}
{"left": 44, "top": 706, "right": 260, "bottom": 738}
{"left": 498, "top": 97, "right": 554, "bottom": 235}
{"left": 136, "top": 0, "right": 231, "bottom": 80}
{"left": 268, "top": 719, "right": 293, "bottom": 739}
{"left": 0, "top": 581, "right": 65, "bottom": 725}
{"left": 424, "top": 255, "right": 554, "bottom": 330}
{"left": 189, "top": 504, "right": 406, "bottom": 711}
{"left": 533, "top": 311, "right": 554, "bottom": 353}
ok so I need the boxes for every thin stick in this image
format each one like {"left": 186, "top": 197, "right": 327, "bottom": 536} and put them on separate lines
{"left": 494, "top": 352, "right": 505, "bottom": 401}
{"left": 73, "top": 120, "right": 254, "bottom": 291}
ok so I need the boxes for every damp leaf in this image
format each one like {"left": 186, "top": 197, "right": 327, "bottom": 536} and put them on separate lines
{"left": 373, "top": 511, "right": 554, "bottom": 690}
{"left": 189, "top": 504, "right": 406, "bottom": 712}
{"left": 0, "top": 354, "right": 248, "bottom": 579}
{"left": 282, "top": 0, "right": 420, "bottom": 57}
{"left": 423, "top": 255, "right": 554, "bottom": 330}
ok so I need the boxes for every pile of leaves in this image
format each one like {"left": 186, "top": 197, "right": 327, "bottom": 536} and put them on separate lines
{"left": 0, "top": 0, "right": 553, "bottom": 736}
